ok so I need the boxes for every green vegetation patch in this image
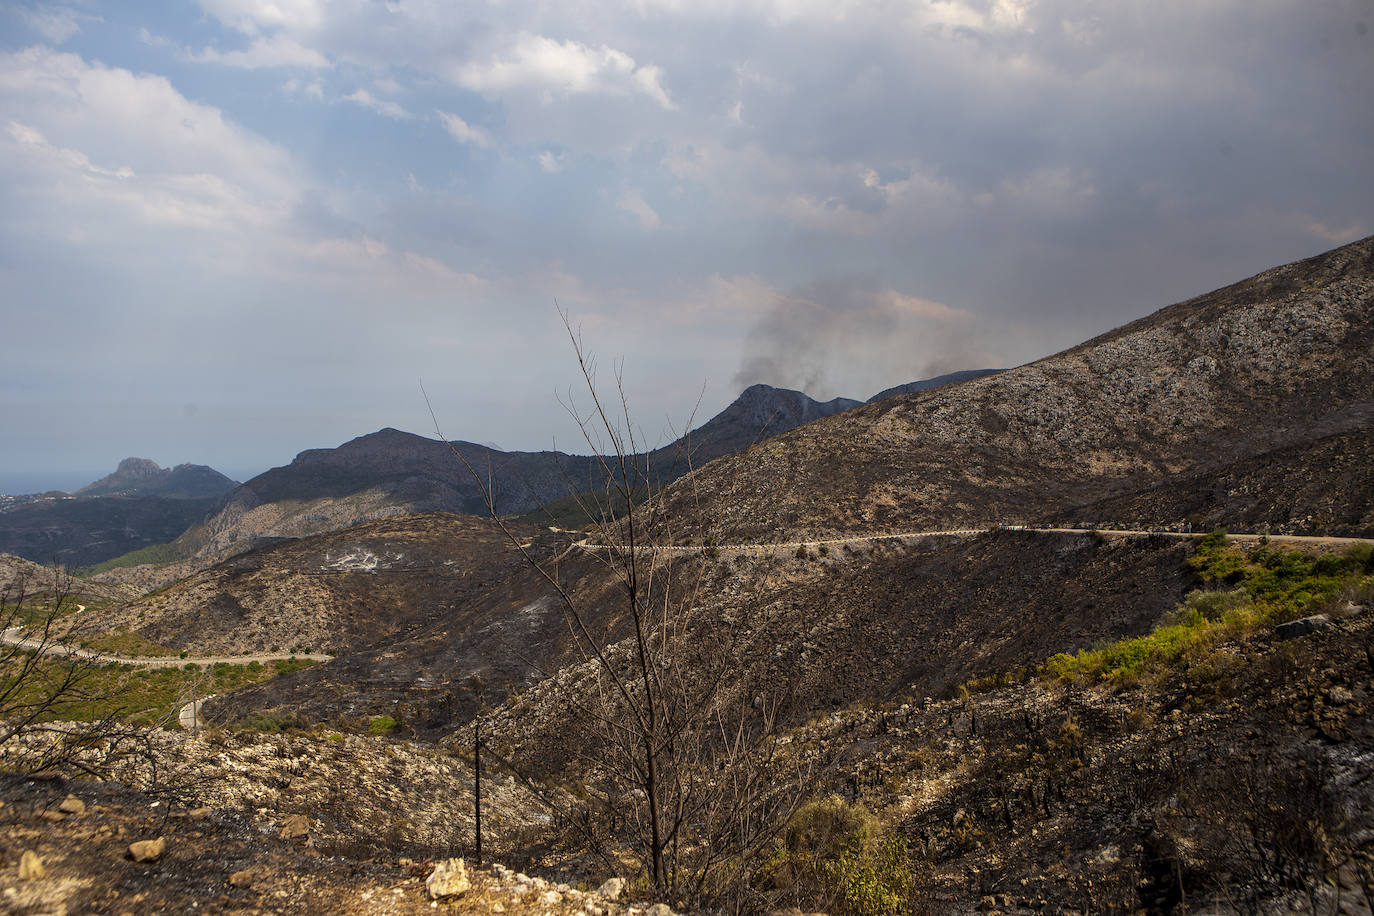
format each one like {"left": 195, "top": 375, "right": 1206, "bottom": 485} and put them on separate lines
{"left": 1046, "top": 533, "right": 1374, "bottom": 684}
{"left": 2, "top": 654, "right": 317, "bottom": 727}
{"left": 765, "top": 796, "right": 922, "bottom": 916}
{"left": 77, "top": 540, "right": 185, "bottom": 575}
{"left": 78, "top": 629, "right": 177, "bottom": 657}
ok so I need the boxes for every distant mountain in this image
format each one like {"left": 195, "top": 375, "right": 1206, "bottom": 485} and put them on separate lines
{"left": 646, "top": 384, "right": 862, "bottom": 476}
{"left": 0, "top": 495, "right": 222, "bottom": 568}
{"left": 76, "top": 458, "right": 238, "bottom": 499}
{"left": 91, "top": 383, "right": 886, "bottom": 582}
{"left": 866, "top": 368, "right": 1002, "bottom": 403}
{"left": 0, "top": 459, "right": 239, "bottom": 568}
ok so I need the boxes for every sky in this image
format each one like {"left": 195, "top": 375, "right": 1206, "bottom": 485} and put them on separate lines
{"left": 1, "top": 0, "right": 1370, "bottom": 491}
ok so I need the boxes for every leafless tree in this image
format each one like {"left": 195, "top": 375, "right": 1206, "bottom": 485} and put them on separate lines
{"left": 0, "top": 568, "right": 141, "bottom": 777}
{"left": 430, "top": 312, "right": 812, "bottom": 905}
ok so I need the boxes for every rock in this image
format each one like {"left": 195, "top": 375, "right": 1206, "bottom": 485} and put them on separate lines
{"left": 129, "top": 837, "right": 167, "bottom": 862}
{"left": 58, "top": 795, "right": 86, "bottom": 815}
{"left": 425, "top": 858, "right": 470, "bottom": 899}
{"left": 230, "top": 869, "right": 255, "bottom": 888}
{"left": 278, "top": 814, "right": 310, "bottom": 839}
{"left": 1275, "top": 614, "right": 1330, "bottom": 640}
{"left": 18, "top": 851, "right": 44, "bottom": 880}
{"left": 188, "top": 806, "right": 213, "bottom": 819}
{"left": 647, "top": 904, "right": 676, "bottom": 916}
{"left": 1328, "top": 686, "right": 1355, "bottom": 705}
{"left": 539, "top": 889, "right": 562, "bottom": 906}
{"left": 596, "top": 877, "right": 625, "bottom": 900}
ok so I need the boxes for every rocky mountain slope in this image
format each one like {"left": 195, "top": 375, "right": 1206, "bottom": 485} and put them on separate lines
{"left": 0, "top": 552, "right": 139, "bottom": 605}
{"left": 86, "top": 514, "right": 561, "bottom": 661}
{"left": 12, "top": 240, "right": 1374, "bottom": 914}
{"left": 865, "top": 367, "right": 1001, "bottom": 403}
{"left": 659, "top": 236, "right": 1374, "bottom": 541}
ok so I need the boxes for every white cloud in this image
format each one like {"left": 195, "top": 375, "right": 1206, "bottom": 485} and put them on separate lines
{"left": 193, "top": 34, "right": 330, "bottom": 69}
{"left": 618, "top": 190, "right": 661, "bottom": 229}
{"left": 196, "top": 0, "right": 325, "bottom": 34}
{"left": 538, "top": 150, "right": 565, "bottom": 172}
{"left": 454, "top": 33, "right": 676, "bottom": 110}
{"left": 437, "top": 111, "right": 494, "bottom": 148}
{"left": 137, "top": 27, "right": 171, "bottom": 48}
{"left": 344, "top": 89, "right": 411, "bottom": 120}
{"left": 17, "top": 4, "right": 84, "bottom": 43}
{"left": 282, "top": 76, "right": 325, "bottom": 99}
{"left": 0, "top": 47, "right": 294, "bottom": 202}
{"left": 5, "top": 119, "right": 278, "bottom": 232}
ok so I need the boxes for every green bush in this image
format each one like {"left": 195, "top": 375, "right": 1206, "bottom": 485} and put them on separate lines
{"left": 824, "top": 836, "right": 919, "bottom": 916}
{"left": 768, "top": 796, "right": 920, "bottom": 916}
{"left": 1167, "top": 587, "right": 1249, "bottom": 625}
{"left": 368, "top": 714, "right": 397, "bottom": 736}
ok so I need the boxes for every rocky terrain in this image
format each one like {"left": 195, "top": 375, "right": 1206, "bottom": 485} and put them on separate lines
{"left": 0, "top": 553, "right": 139, "bottom": 606}
{"left": 4, "top": 239, "right": 1374, "bottom": 914}
{"left": 0, "top": 730, "right": 671, "bottom": 915}
{"left": 202, "top": 529, "right": 1198, "bottom": 742}
{"left": 83, "top": 514, "right": 562, "bottom": 660}
{"left": 659, "top": 236, "right": 1374, "bottom": 542}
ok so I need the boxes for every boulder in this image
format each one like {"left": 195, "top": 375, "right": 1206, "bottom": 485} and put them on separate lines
{"left": 18, "top": 850, "right": 44, "bottom": 880}
{"left": 597, "top": 876, "right": 625, "bottom": 899}
{"left": 278, "top": 814, "right": 310, "bottom": 839}
{"left": 58, "top": 795, "right": 86, "bottom": 815}
{"left": 1275, "top": 614, "right": 1330, "bottom": 640}
{"left": 129, "top": 837, "right": 167, "bottom": 862}
{"left": 426, "top": 857, "right": 471, "bottom": 899}
{"left": 647, "top": 904, "right": 676, "bottom": 916}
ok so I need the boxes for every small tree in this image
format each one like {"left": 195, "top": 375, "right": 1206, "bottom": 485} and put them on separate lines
{"left": 0, "top": 568, "right": 137, "bottom": 776}
{"left": 432, "top": 313, "right": 810, "bottom": 903}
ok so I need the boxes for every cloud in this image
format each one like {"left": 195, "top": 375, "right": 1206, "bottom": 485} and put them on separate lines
{"left": 282, "top": 76, "right": 324, "bottom": 99}
{"left": 538, "top": 150, "right": 565, "bottom": 172}
{"left": 437, "top": 111, "right": 494, "bottom": 148}
{"left": 344, "top": 89, "right": 411, "bottom": 120}
{"left": 196, "top": 0, "right": 325, "bottom": 34}
{"left": 454, "top": 33, "right": 676, "bottom": 110}
{"left": 193, "top": 34, "right": 330, "bottom": 69}
{"left": 15, "top": 4, "right": 84, "bottom": 43}
{"left": 617, "top": 190, "right": 660, "bottom": 229}
{"left": 0, "top": 46, "right": 295, "bottom": 206}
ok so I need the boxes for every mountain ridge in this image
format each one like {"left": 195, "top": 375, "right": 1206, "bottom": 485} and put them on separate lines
{"left": 657, "top": 235, "right": 1374, "bottom": 541}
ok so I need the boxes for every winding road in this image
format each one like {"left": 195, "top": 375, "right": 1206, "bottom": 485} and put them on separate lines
{"left": 573, "top": 526, "right": 1374, "bottom": 555}
{"left": 0, "top": 628, "right": 331, "bottom": 668}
